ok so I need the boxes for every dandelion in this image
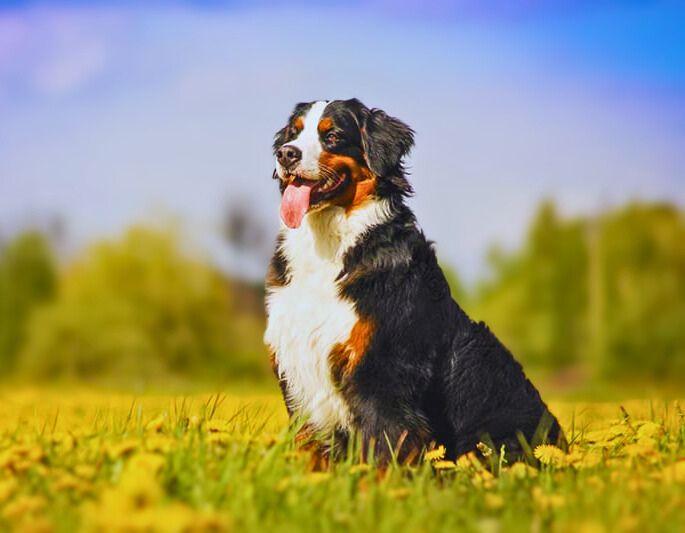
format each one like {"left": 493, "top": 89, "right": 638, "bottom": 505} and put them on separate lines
{"left": 456, "top": 452, "right": 481, "bottom": 470}
{"left": 206, "top": 419, "right": 232, "bottom": 433}
{"left": 476, "top": 441, "right": 493, "bottom": 458}
{"left": 432, "top": 460, "right": 457, "bottom": 470}
{"left": 304, "top": 472, "right": 331, "bottom": 485}
{"left": 506, "top": 462, "right": 538, "bottom": 480}
{"left": 566, "top": 449, "right": 603, "bottom": 469}
{"left": 472, "top": 470, "right": 496, "bottom": 489}
{"left": 532, "top": 487, "right": 565, "bottom": 511}
{"left": 127, "top": 453, "right": 166, "bottom": 475}
{"left": 74, "top": 464, "right": 98, "bottom": 480}
{"left": 0, "top": 478, "right": 17, "bottom": 503}
{"left": 54, "top": 473, "right": 88, "bottom": 495}
{"left": 145, "top": 435, "right": 172, "bottom": 454}
{"left": 188, "top": 415, "right": 201, "bottom": 430}
{"left": 2, "top": 495, "right": 46, "bottom": 522}
{"left": 106, "top": 439, "right": 138, "bottom": 460}
{"left": 534, "top": 445, "right": 568, "bottom": 467}
{"left": 662, "top": 460, "right": 685, "bottom": 484}
{"left": 484, "top": 493, "right": 504, "bottom": 511}
{"left": 207, "top": 432, "right": 233, "bottom": 446}
{"left": 424, "top": 445, "right": 446, "bottom": 462}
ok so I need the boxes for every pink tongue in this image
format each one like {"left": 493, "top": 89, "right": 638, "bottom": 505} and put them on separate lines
{"left": 280, "top": 182, "right": 313, "bottom": 229}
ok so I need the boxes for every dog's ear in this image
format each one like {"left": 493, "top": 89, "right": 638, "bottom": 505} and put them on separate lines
{"left": 361, "top": 107, "right": 415, "bottom": 177}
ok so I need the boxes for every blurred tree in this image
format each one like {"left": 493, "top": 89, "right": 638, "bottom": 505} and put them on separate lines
{"left": 524, "top": 201, "right": 588, "bottom": 367}
{"left": 468, "top": 200, "right": 685, "bottom": 382}
{"left": 20, "top": 227, "right": 269, "bottom": 384}
{"left": 471, "top": 201, "right": 587, "bottom": 370}
{"left": 0, "top": 232, "right": 57, "bottom": 371}
{"left": 598, "top": 203, "right": 685, "bottom": 379}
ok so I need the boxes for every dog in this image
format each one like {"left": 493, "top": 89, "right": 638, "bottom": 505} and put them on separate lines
{"left": 264, "top": 99, "right": 563, "bottom": 464}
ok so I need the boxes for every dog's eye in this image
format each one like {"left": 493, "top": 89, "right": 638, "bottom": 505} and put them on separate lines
{"left": 325, "top": 132, "right": 339, "bottom": 144}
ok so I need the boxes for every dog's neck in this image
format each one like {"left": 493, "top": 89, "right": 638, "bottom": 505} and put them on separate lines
{"left": 281, "top": 198, "right": 392, "bottom": 273}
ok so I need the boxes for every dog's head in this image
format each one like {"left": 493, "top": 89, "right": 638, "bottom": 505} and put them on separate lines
{"left": 273, "top": 99, "right": 414, "bottom": 229}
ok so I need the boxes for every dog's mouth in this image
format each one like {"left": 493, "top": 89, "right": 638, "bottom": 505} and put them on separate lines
{"left": 280, "top": 173, "right": 349, "bottom": 229}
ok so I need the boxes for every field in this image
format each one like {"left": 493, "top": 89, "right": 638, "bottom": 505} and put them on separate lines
{"left": 1, "top": 390, "right": 684, "bottom": 532}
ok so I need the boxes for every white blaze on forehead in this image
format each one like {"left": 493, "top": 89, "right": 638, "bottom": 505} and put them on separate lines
{"left": 285, "top": 100, "right": 329, "bottom": 177}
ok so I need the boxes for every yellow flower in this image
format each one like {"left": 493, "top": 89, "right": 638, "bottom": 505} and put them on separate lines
{"left": 2, "top": 496, "right": 46, "bottom": 522}
{"left": 662, "top": 460, "right": 685, "bottom": 484}
{"left": 585, "top": 475, "right": 605, "bottom": 490}
{"left": 304, "top": 472, "right": 331, "bottom": 485}
{"left": 636, "top": 421, "right": 663, "bottom": 440}
{"left": 424, "top": 445, "right": 446, "bottom": 462}
{"left": 188, "top": 415, "right": 201, "bottom": 430}
{"left": 11, "top": 444, "right": 45, "bottom": 464}
{"left": 206, "top": 419, "right": 232, "bottom": 433}
{"left": 107, "top": 439, "right": 138, "bottom": 460}
{"left": 0, "top": 452, "right": 12, "bottom": 469}
{"left": 54, "top": 473, "right": 87, "bottom": 494}
{"left": 476, "top": 441, "right": 493, "bottom": 458}
{"left": 484, "top": 493, "right": 505, "bottom": 511}
{"left": 127, "top": 452, "right": 166, "bottom": 475}
{"left": 74, "top": 464, "right": 98, "bottom": 480}
{"left": 622, "top": 438, "right": 657, "bottom": 458}
{"left": 583, "top": 425, "right": 626, "bottom": 445}
{"left": 532, "top": 487, "right": 565, "bottom": 511}
{"left": 456, "top": 452, "right": 481, "bottom": 470}
{"left": 51, "top": 432, "right": 75, "bottom": 452}
{"left": 506, "top": 462, "right": 538, "bottom": 480}
{"left": 432, "top": 460, "right": 457, "bottom": 470}
{"left": 566, "top": 449, "right": 603, "bottom": 469}
{"left": 207, "top": 433, "right": 234, "bottom": 446}
{"left": 472, "top": 470, "right": 496, "bottom": 489}
{"left": 0, "top": 478, "right": 18, "bottom": 503}
{"left": 145, "top": 435, "right": 172, "bottom": 454}
{"left": 534, "top": 445, "right": 567, "bottom": 467}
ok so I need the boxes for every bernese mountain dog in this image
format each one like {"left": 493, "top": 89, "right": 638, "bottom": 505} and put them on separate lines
{"left": 265, "top": 99, "right": 564, "bottom": 465}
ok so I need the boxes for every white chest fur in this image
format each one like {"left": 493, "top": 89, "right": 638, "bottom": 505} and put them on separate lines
{"left": 264, "top": 200, "right": 390, "bottom": 433}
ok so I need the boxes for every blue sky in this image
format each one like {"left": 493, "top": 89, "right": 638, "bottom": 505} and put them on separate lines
{"left": 1, "top": 1, "right": 684, "bottom": 281}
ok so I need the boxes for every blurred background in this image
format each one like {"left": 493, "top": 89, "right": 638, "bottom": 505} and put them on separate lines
{"left": 1, "top": 1, "right": 683, "bottom": 398}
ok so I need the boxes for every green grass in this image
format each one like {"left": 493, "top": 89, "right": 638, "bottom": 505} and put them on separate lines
{"left": 0, "top": 390, "right": 684, "bottom": 532}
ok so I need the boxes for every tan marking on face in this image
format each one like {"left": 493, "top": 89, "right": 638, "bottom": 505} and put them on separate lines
{"left": 294, "top": 116, "right": 304, "bottom": 131}
{"left": 315, "top": 152, "right": 376, "bottom": 211}
{"left": 345, "top": 177, "right": 377, "bottom": 213}
{"left": 317, "top": 117, "right": 333, "bottom": 133}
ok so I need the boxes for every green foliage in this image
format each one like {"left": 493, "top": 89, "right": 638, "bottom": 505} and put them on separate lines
{"left": 469, "top": 201, "right": 685, "bottom": 381}
{"left": 19, "top": 227, "right": 269, "bottom": 384}
{"left": 2, "top": 199, "right": 683, "bottom": 387}
{"left": 0, "top": 232, "right": 57, "bottom": 371}
{"left": 598, "top": 204, "right": 685, "bottom": 379}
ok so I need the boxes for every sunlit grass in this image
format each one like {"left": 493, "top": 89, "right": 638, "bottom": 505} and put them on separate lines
{"left": 0, "top": 390, "right": 683, "bottom": 532}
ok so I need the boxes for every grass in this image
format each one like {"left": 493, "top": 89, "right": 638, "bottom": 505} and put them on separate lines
{"left": 0, "top": 389, "right": 684, "bottom": 532}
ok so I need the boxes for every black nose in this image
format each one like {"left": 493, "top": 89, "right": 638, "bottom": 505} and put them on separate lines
{"left": 276, "top": 145, "right": 302, "bottom": 169}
